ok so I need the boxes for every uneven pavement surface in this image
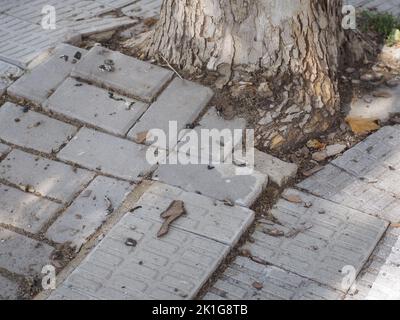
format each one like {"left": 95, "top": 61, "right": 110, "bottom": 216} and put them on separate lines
{"left": 1, "top": 0, "right": 400, "bottom": 300}
{"left": 0, "top": 42, "right": 293, "bottom": 299}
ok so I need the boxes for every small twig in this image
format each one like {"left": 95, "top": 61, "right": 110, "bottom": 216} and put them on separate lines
{"left": 160, "top": 54, "right": 183, "bottom": 80}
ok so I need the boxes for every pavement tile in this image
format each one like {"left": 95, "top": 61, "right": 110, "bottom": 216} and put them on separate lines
{"left": 0, "top": 149, "right": 95, "bottom": 203}
{"left": 46, "top": 176, "right": 134, "bottom": 249}
{"left": 0, "top": 102, "right": 77, "bottom": 154}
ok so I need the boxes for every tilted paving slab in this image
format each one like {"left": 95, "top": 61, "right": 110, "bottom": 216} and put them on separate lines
{"left": 346, "top": 227, "right": 400, "bottom": 300}
{"left": 44, "top": 78, "right": 148, "bottom": 136}
{"left": 175, "top": 107, "right": 247, "bottom": 164}
{"left": 242, "top": 189, "right": 388, "bottom": 291}
{"left": 57, "top": 128, "right": 155, "bottom": 181}
{"left": 71, "top": 46, "right": 173, "bottom": 102}
{"left": 7, "top": 44, "right": 87, "bottom": 104}
{"left": 48, "top": 214, "right": 229, "bottom": 300}
{"left": 332, "top": 125, "right": 400, "bottom": 196}
{"left": 46, "top": 176, "right": 133, "bottom": 249}
{"left": 0, "top": 144, "right": 11, "bottom": 158}
{"left": 128, "top": 78, "right": 214, "bottom": 147}
{"left": 132, "top": 182, "right": 255, "bottom": 246}
{"left": 0, "top": 275, "right": 19, "bottom": 300}
{"left": 0, "top": 60, "right": 23, "bottom": 97}
{"left": 204, "top": 256, "right": 343, "bottom": 300}
{"left": 0, "top": 183, "right": 62, "bottom": 233}
{"left": 0, "top": 227, "right": 55, "bottom": 277}
{"left": 252, "top": 149, "right": 298, "bottom": 187}
{"left": 63, "top": 15, "right": 138, "bottom": 36}
{"left": 0, "top": 102, "right": 77, "bottom": 154}
{"left": 0, "top": 149, "right": 95, "bottom": 203}
{"left": 153, "top": 152, "right": 268, "bottom": 207}
{"left": 298, "top": 164, "right": 400, "bottom": 223}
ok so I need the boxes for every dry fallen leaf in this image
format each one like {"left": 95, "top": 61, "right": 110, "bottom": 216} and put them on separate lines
{"left": 302, "top": 166, "right": 323, "bottom": 177}
{"left": 282, "top": 194, "right": 303, "bottom": 204}
{"left": 252, "top": 282, "right": 264, "bottom": 290}
{"left": 263, "top": 228, "right": 285, "bottom": 237}
{"left": 134, "top": 131, "right": 149, "bottom": 144}
{"left": 157, "top": 200, "right": 186, "bottom": 237}
{"left": 345, "top": 117, "right": 380, "bottom": 135}
{"left": 391, "top": 223, "right": 400, "bottom": 228}
{"left": 306, "top": 139, "right": 326, "bottom": 150}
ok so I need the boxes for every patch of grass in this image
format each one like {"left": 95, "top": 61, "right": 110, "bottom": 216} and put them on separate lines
{"left": 360, "top": 10, "right": 400, "bottom": 46}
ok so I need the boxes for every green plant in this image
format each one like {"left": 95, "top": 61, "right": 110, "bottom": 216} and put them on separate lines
{"left": 360, "top": 10, "right": 400, "bottom": 46}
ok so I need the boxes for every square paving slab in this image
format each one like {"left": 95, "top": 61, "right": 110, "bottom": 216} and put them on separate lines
{"left": 133, "top": 182, "right": 255, "bottom": 246}
{"left": 0, "top": 227, "right": 55, "bottom": 277}
{"left": 0, "top": 149, "right": 95, "bottom": 203}
{"left": 204, "top": 256, "right": 343, "bottom": 300}
{"left": 71, "top": 46, "right": 173, "bottom": 102}
{"left": 46, "top": 176, "right": 134, "bottom": 249}
{"left": 49, "top": 214, "right": 229, "bottom": 300}
{"left": 44, "top": 77, "right": 148, "bottom": 136}
{"left": 332, "top": 126, "right": 400, "bottom": 196}
{"left": 127, "top": 78, "right": 214, "bottom": 148}
{"left": 7, "top": 44, "right": 87, "bottom": 104}
{"left": 346, "top": 227, "right": 400, "bottom": 300}
{"left": 0, "top": 183, "right": 62, "bottom": 233}
{"left": 243, "top": 189, "right": 388, "bottom": 291}
{"left": 0, "top": 102, "right": 77, "bottom": 154}
{"left": 298, "top": 164, "right": 400, "bottom": 223}
{"left": 58, "top": 128, "right": 155, "bottom": 181}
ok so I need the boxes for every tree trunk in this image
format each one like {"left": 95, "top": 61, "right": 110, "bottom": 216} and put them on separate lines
{"left": 145, "top": 0, "right": 345, "bottom": 149}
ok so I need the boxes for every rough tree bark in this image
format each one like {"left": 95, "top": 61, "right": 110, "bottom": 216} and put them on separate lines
{"left": 143, "top": 0, "right": 349, "bottom": 149}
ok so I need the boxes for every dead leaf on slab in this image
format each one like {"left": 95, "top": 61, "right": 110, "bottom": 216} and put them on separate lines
{"left": 282, "top": 194, "right": 303, "bottom": 204}
{"left": 157, "top": 200, "right": 186, "bottom": 238}
{"left": 252, "top": 282, "right": 263, "bottom": 290}
{"left": 391, "top": 223, "right": 400, "bottom": 228}
{"left": 345, "top": 117, "right": 380, "bottom": 135}
{"left": 134, "top": 131, "right": 149, "bottom": 144}
{"left": 302, "top": 166, "right": 323, "bottom": 177}
{"left": 262, "top": 228, "right": 285, "bottom": 237}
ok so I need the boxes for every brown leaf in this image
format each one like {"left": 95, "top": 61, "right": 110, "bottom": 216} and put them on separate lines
{"left": 345, "top": 117, "right": 380, "bottom": 135}
{"left": 282, "top": 194, "right": 303, "bottom": 204}
{"left": 391, "top": 223, "right": 400, "bottom": 228}
{"left": 134, "top": 131, "right": 149, "bottom": 144}
{"left": 157, "top": 200, "right": 186, "bottom": 237}
{"left": 306, "top": 139, "right": 326, "bottom": 150}
{"left": 252, "top": 282, "right": 263, "bottom": 290}
{"left": 302, "top": 166, "right": 323, "bottom": 177}
{"left": 263, "top": 228, "right": 285, "bottom": 237}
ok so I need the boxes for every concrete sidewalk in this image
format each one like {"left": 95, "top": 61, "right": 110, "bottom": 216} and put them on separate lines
{"left": 1, "top": 0, "right": 400, "bottom": 301}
